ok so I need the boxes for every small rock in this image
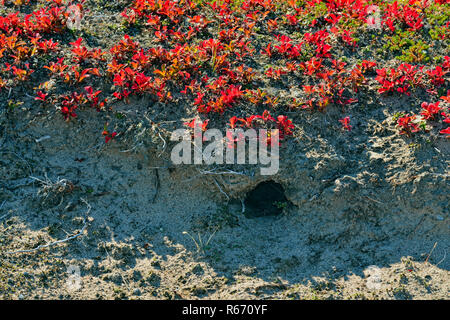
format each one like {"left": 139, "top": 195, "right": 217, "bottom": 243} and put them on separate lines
{"left": 133, "top": 289, "right": 141, "bottom": 296}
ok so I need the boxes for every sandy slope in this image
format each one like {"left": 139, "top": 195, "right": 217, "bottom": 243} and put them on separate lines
{"left": 0, "top": 102, "right": 448, "bottom": 300}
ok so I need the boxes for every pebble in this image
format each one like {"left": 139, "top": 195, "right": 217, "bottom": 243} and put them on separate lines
{"left": 133, "top": 289, "right": 141, "bottom": 296}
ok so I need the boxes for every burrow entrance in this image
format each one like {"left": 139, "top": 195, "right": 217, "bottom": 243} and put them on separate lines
{"left": 243, "top": 181, "right": 288, "bottom": 218}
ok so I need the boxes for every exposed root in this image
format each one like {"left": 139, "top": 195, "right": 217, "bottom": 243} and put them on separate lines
{"left": 30, "top": 174, "right": 74, "bottom": 206}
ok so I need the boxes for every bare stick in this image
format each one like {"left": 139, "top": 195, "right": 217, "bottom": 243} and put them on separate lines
{"left": 4, "top": 199, "right": 91, "bottom": 255}
{"left": 213, "top": 178, "right": 229, "bottom": 201}
{"left": 436, "top": 250, "right": 447, "bottom": 267}
{"left": 198, "top": 167, "right": 245, "bottom": 176}
{"left": 181, "top": 167, "right": 246, "bottom": 183}
{"left": 425, "top": 242, "right": 438, "bottom": 263}
{"left": 119, "top": 143, "right": 140, "bottom": 153}
{"left": 241, "top": 199, "right": 246, "bottom": 213}
{"left": 364, "top": 196, "right": 382, "bottom": 204}
{"left": 0, "top": 200, "right": 9, "bottom": 221}
{"left": 157, "top": 131, "right": 167, "bottom": 157}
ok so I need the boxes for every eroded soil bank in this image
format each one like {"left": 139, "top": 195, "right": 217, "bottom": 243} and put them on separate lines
{"left": 0, "top": 103, "right": 448, "bottom": 300}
